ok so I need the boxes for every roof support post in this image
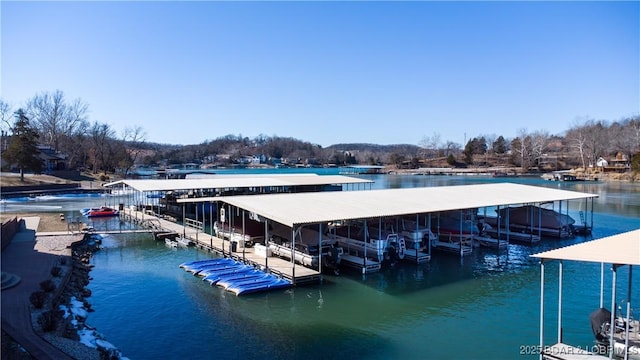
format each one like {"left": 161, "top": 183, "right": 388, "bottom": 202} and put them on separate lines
{"left": 558, "top": 201, "right": 563, "bottom": 238}
{"left": 600, "top": 262, "right": 605, "bottom": 308}
{"left": 415, "top": 213, "right": 419, "bottom": 264}
{"left": 558, "top": 260, "right": 563, "bottom": 344}
{"left": 427, "top": 214, "right": 432, "bottom": 257}
{"left": 291, "top": 225, "right": 296, "bottom": 285}
{"left": 624, "top": 265, "right": 632, "bottom": 360}
{"left": 459, "top": 209, "right": 463, "bottom": 257}
{"left": 182, "top": 204, "right": 186, "bottom": 238}
{"left": 209, "top": 202, "right": 214, "bottom": 249}
{"left": 497, "top": 205, "right": 503, "bottom": 242}
{"left": 539, "top": 258, "right": 545, "bottom": 360}
{"left": 242, "top": 210, "right": 246, "bottom": 261}
{"left": 609, "top": 264, "right": 618, "bottom": 360}
{"left": 264, "top": 219, "right": 269, "bottom": 271}
{"left": 537, "top": 204, "right": 542, "bottom": 240}
{"left": 363, "top": 219, "right": 368, "bottom": 274}
{"left": 195, "top": 202, "right": 199, "bottom": 242}
{"left": 318, "top": 223, "right": 323, "bottom": 281}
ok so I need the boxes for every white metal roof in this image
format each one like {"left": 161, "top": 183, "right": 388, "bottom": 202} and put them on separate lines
{"left": 178, "top": 182, "right": 597, "bottom": 227}
{"left": 103, "top": 175, "right": 372, "bottom": 192}
{"left": 531, "top": 229, "right": 640, "bottom": 265}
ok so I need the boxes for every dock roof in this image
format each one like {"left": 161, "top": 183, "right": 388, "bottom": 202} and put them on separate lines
{"left": 178, "top": 182, "right": 598, "bottom": 227}
{"left": 104, "top": 174, "right": 373, "bottom": 192}
{"left": 531, "top": 229, "right": 640, "bottom": 265}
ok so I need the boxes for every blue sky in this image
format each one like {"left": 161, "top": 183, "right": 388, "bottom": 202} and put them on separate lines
{"left": 2, "top": 1, "right": 638, "bottom": 147}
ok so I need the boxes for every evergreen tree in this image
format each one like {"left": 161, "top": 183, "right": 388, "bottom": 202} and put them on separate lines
{"left": 493, "top": 136, "right": 507, "bottom": 154}
{"left": 3, "top": 109, "right": 43, "bottom": 181}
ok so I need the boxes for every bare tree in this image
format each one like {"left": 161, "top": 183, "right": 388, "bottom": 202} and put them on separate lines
{"left": 582, "top": 120, "right": 609, "bottom": 168}
{"left": 512, "top": 128, "right": 529, "bottom": 170}
{"left": 26, "top": 90, "right": 89, "bottom": 152}
{"left": 88, "top": 121, "right": 116, "bottom": 175}
{"left": 120, "top": 125, "right": 147, "bottom": 177}
{"left": 0, "top": 99, "right": 13, "bottom": 151}
{"left": 482, "top": 133, "right": 497, "bottom": 165}
{"left": 418, "top": 132, "right": 442, "bottom": 159}
{"left": 444, "top": 141, "right": 460, "bottom": 158}
{"left": 566, "top": 125, "right": 589, "bottom": 169}
{"left": 529, "top": 130, "right": 549, "bottom": 167}
{"left": 0, "top": 99, "right": 13, "bottom": 132}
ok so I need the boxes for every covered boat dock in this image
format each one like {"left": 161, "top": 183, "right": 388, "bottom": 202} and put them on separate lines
{"left": 531, "top": 229, "right": 640, "bottom": 360}
{"left": 104, "top": 174, "right": 374, "bottom": 220}
{"left": 179, "top": 182, "right": 598, "bottom": 279}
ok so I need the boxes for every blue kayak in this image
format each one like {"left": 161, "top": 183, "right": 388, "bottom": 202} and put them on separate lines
{"left": 203, "top": 267, "right": 258, "bottom": 285}
{"left": 217, "top": 273, "right": 272, "bottom": 289}
{"left": 198, "top": 264, "right": 252, "bottom": 278}
{"left": 183, "top": 258, "right": 237, "bottom": 273}
{"left": 180, "top": 258, "right": 234, "bottom": 271}
{"left": 192, "top": 262, "right": 242, "bottom": 276}
{"left": 230, "top": 278, "right": 292, "bottom": 296}
{"left": 221, "top": 274, "right": 277, "bottom": 289}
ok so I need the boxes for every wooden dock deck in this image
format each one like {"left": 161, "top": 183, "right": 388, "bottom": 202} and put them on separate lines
{"left": 119, "top": 209, "right": 321, "bottom": 285}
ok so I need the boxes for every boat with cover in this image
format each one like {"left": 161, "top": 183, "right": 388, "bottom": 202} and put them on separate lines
{"left": 494, "top": 204, "right": 576, "bottom": 238}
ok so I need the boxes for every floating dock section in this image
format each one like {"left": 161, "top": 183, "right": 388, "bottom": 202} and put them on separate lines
{"left": 179, "top": 258, "right": 291, "bottom": 296}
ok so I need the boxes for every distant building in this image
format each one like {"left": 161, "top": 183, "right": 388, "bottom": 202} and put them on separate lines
{"left": 599, "top": 152, "right": 630, "bottom": 172}
{"left": 596, "top": 157, "right": 608, "bottom": 168}
{"left": 0, "top": 144, "right": 68, "bottom": 172}
{"left": 37, "top": 145, "right": 68, "bottom": 172}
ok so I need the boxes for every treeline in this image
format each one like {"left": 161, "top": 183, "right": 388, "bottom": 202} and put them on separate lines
{"left": 2, "top": 90, "right": 639, "bottom": 176}
{"left": 1, "top": 91, "right": 148, "bottom": 177}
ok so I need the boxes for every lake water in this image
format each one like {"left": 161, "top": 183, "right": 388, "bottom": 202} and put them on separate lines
{"left": 3, "top": 172, "right": 639, "bottom": 359}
